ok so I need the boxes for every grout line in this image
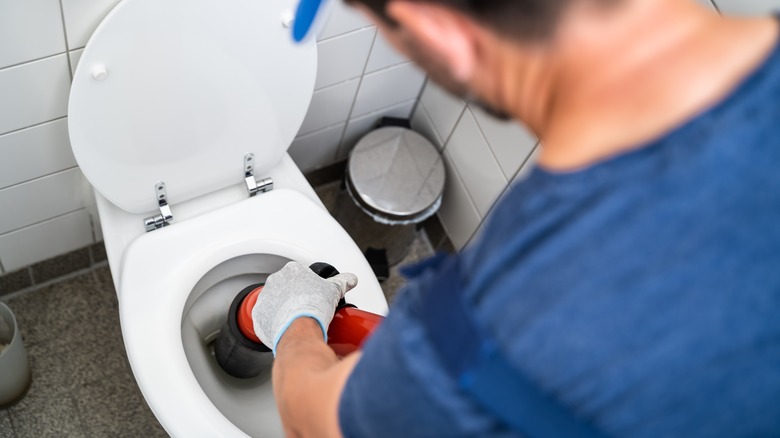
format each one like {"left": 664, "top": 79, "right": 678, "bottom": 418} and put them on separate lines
{"left": 0, "top": 261, "right": 108, "bottom": 302}
{"left": 438, "top": 104, "right": 468, "bottom": 156}
{"left": 0, "top": 116, "right": 68, "bottom": 140}
{"left": 0, "top": 51, "right": 69, "bottom": 73}
{"left": 409, "top": 76, "right": 429, "bottom": 122}
{"left": 313, "top": 75, "right": 361, "bottom": 93}
{"left": 416, "top": 104, "right": 445, "bottom": 148}
{"left": 57, "top": 0, "right": 73, "bottom": 81}
{"left": 333, "top": 28, "right": 379, "bottom": 161}
{"left": 710, "top": 0, "right": 721, "bottom": 14}
{"left": 442, "top": 148, "right": 483, "bottom": 247}
{"left": 28, "top": 266, "right": 36, "bottom": 287}
{"left": 0, "top": 207, "right": 88, "bottom": 238}
{"left": 317, "top": 24, "right": 376, "bottom": 44}
{"left": 0, "top": 165, "right": 79, "bottom": 192}
{"left": 468, "top": 104, "right": 515, "bottom": 183}
{"left": 311, "top": 60, "right": 414, "bottom": 94}
{"left": 87, "top": 210, "right": 98, "bottom": 246}
{"left": 0, "top": 259, "right": 5, "bottom": 276}
{"left": 464, "top": 143, "right": 540, "bottom": 249}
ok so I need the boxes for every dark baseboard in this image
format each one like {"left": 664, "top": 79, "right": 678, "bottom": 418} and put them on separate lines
{"left": 304, "top": 160, "right": 348, "bottom": 187}
{"left": 0, "top": 242, "right": 107, "bottom": 298}
{"left": 306, "top": 161, "right": 456, "bottom": 254}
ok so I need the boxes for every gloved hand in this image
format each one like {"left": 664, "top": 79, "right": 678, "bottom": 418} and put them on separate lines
{"left": 251, "top": 261, "right": 358, "bottom": 355}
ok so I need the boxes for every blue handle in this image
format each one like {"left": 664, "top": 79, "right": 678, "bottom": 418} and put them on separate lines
{"left": 293, "top": 0, "right": 327, "bottom": 42}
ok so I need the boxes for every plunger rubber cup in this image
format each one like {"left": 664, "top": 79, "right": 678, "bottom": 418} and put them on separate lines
{"left": 213, "top": 284, "right": 272, "bottom": 379}
{"left": 213, "top": 262, "right": 385, "bottom": 378}
{"left": 237, "top": 287, "right": 263, "bottom": 344}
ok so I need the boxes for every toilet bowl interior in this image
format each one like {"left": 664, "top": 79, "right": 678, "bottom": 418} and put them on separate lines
{"left": 181, "top": 253, "right": 290, "bottom": 437}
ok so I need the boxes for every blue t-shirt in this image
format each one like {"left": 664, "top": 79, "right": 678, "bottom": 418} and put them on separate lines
{"left": 339, "top": 34, "right": 780, "bottom": 437}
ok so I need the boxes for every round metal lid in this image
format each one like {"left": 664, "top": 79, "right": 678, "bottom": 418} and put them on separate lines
{"left": 347, "top": 127, "right": 445, "bottom": 224}
{"left": 68, "top": 0, "right": 317, "bottom": 214}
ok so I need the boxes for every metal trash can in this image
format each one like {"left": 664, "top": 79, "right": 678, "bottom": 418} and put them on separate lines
{"left": 345, "top": 126, "right": 446, "bottom": 265}
{"left": 347, "top": 127, "right": 446, "bottom": 225}
{"left": 0, "top": 301, "right": 31, "bottom": 407}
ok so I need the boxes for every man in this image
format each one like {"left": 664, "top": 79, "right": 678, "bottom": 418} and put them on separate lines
{"left": 252, "top": 0, "right": 780, "bottom": 436}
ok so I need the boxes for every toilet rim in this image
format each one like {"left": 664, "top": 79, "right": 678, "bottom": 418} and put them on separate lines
{"left": 115, "top": 190, "right": 387, "bottom": 436}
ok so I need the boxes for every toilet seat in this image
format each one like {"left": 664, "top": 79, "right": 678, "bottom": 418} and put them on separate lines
{"left": 68, "top": 0, "right": 317, "bottom": 214}
{"left": 119, "top": 189, "right": 388, "bottom": 437}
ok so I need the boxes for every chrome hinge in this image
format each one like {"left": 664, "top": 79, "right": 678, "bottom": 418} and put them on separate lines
{"left": 244, "top": 154, "right": 273, "bottom": 197}
{"left": 144, "top": 182, "right": 174, "bottom": 232}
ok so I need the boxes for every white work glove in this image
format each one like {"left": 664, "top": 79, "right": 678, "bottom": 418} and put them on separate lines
{"left": 252, "top": 261, "right": 358, "bottom": 355}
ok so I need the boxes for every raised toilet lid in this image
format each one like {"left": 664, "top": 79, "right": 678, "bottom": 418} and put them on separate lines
{"left": 68, "top": 0, "right": 317, "bottom": 214}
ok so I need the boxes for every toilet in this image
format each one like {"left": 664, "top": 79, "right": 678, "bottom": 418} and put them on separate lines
{"left": 66, "top": 0, "right": 389, "bottom": 436}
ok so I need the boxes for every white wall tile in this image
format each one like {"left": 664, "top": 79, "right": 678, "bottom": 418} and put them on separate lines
{"left": 714, "top": 0, "right": 780, "bottom": 15}
{"left": 695, "top": 0, "right": 716, "bottom": 10}
{"left": 87, "top": 202, "right": 103, "bottom": 243}
{"left": 61, "top": 0, "right": 121, "bottom": 49}
{"left": 0, "top": 168, "right": 90, "bottom": 235}
{"left": 0, "top": 0, "right": 66, "bottom": 69}
{"left": 338, "top": 99, "right": 416, "bottom": 158}
{"left": 419, "top": 81, "right": 465, "bottom": 143}
{"left": 438, "top": 152, "right": 482, "bottom": 250}
{"left": 299, "top": 79, "right": 360, "bottom": 135}
{"left": 352, "top": 62, "right": 425, "bottom": 117}
{"left": 470, "top": 105, "right": 538, "bottom": 180}
{"left": 0, "top": 118, "right": 76, "bottom": 189}
{"left": 315, "top": 27, "right": 375, "bottom": 89}
{"left": 289, "top": 123, "right": 346, "bottom": 172}
{"left": 69, "top": 49, "right": 84, "bottom": 76}
{"left": 513, "top": 145, "right": 541, "bottom": 183}
{"left": 318, "top": 2, "right": 372, "bottom": 41}
{"left": 0, "top": 55, "right": 70, "bottom": 135}
{"left": 365, "top": 32, "right": 408, "bottom": 73}
{"left": 444, "top": 111, "right": 507, "bottom": 217}
{"left": 411, "top": 105, "right": 444, "bottom": 149}
{"left": 0, "top": 209, "right": 94, "bottom": 271}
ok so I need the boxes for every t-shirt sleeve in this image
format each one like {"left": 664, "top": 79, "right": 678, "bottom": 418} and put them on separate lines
{"left": 337, "top": 270, "right": 511, "bottom": 438}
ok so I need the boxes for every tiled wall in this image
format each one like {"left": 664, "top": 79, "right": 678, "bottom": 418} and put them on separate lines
{"left": 411, "top": 83, "right": 539, "bottom": 250}
{"left": 0, "top": 0, "right": 423, "bottom": 275}
{"left": 411, "top": 0, "right": 780, "bottom": 250}
{"left": 288, "top": 3, "right": 425, "bottom": 172}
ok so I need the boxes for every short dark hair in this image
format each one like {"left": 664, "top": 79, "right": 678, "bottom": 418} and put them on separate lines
{"left": 346, "top": 0, "right": 574, "bottom": 40}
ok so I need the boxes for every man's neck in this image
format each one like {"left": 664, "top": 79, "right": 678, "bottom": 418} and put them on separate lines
{"left": 496, "top": 0, "right": 778, "bottom": 172}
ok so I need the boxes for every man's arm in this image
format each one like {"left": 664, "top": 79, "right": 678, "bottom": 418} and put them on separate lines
{"left": 273, "top": 317, "right": 360, "bottom": 438}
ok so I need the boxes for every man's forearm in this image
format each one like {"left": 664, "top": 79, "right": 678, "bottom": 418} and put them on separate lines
{"left": 273, "top": 317, "right": 360, "bottom": 438}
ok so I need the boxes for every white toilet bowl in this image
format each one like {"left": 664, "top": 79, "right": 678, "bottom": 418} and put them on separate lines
{"left": 66, "top": 0, "right": 389, "bottom": 435}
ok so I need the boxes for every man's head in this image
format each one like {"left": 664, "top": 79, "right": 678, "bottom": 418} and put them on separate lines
{"left": 344, "top": 0, "right": 609, "bottom": 121}
{"left": 348, "top": 0, "right": 574, "bottom": 41}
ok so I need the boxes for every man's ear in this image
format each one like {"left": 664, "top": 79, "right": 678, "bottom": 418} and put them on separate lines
{"left": 386, "top": 1, "right": 477, "bottom": 82}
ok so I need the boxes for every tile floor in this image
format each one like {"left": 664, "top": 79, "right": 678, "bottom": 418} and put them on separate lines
{"left": 0, "top": 182, "right": 434, "bottom": 437}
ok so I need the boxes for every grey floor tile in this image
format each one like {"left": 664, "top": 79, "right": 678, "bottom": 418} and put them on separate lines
{"left": 315, "top": 182, "right": 435, "bottom": 303}
{"left": 31, "top": 248, "right": 91, "bottom": 285}
{"left": 92, "top": 266, "right": 118, "bottom": 307}
{"left": 89, "top": 242, "right": 107, "bottom": 263}
{"left": 26, "top": 324, "right": 128, "bottom": 395}
{"left": 7, "top": 272, "right": 108, "bottom": 347}
{"left": 8, "top": 380, "right": 85, "bottom": 438}
{"left": 381, "top": 233, "right": 435, "bottom": 303}
{"left": 314, "top": 181, "right": 340, "bottom": 214}
{"left": 0, "top": 269, "right": 32, "bottom": 298}
{"left": 74, "top": 369, "right": 166, "bottom": 438}
{"left": 0, "top": 411, "right": 14, "bottom": 438}
{"left": 319, "top": 184, "right": 419, "bottom": 266}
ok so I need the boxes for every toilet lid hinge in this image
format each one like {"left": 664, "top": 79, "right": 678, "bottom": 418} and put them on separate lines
{"left": 144, "top": 182, "right": 174, "bottom": 232}
{"left": 244, "top": 154, "right": 273, "bottom": 197}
